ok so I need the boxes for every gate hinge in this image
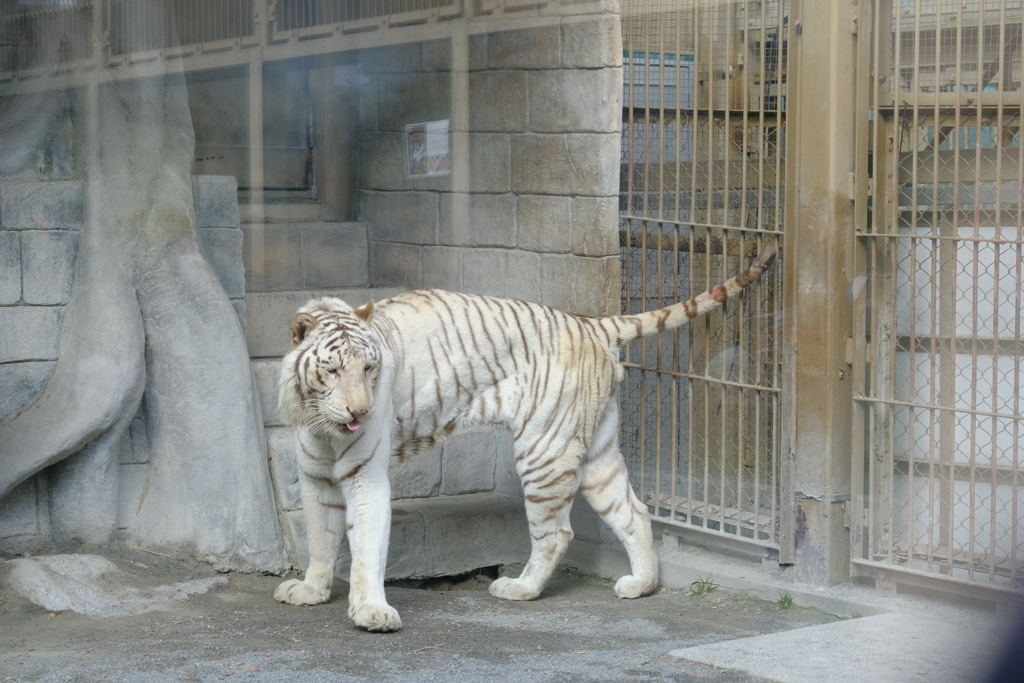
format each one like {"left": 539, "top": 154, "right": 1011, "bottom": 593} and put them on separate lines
{"left": 847, "top": 171, "right": 857, "bottom": 202}
{"left": 844, "top": 335, "right": 855, "bottom": 366}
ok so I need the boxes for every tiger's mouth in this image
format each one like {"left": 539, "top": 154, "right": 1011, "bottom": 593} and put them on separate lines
{"left": 313, "top": 402, "right": 372, "bottom": 432}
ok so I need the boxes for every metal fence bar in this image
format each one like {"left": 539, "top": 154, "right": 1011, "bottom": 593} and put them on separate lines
{"left": 654, "top": 0, "right": 668, "bottom": 523}
{"left": 967, "top": 0, "right": 983, "bottom": 583}
{"left": 991, "top": 0, "right": 1007, "bottom": 582}
{"left": 855, "top": 395, "right": 1023, "bottom": 423}
{"left": 925, "top": 0, "right": 940, "bottom": 575}
{"left": 851, "top": 0, "right": 872, "bottom": 567}
{"left": 620, "top": 0, "right": 784, "bottom": 549}
{"left": 688, "top": 11, "right": 700, "bottom": 550}
{"left": 1014, "top": 13, "right": 1024, "bottom": 586}
{"left": 856, "top": 0, "right": 1024, "bottom": 590}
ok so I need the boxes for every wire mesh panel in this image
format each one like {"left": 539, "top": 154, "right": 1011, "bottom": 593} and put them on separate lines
{"left": 271, "top": 0, "right": 461, "bottom": 34}
{"left": 855, "top": 0, "right": 1024, "bottom": 591}
{"left": 0, "top": 1, "right": 93, "bottom": 73}
{"left": 107, "top": 0, "right": 254, "bottom": 55}
{"left": 621, "top": 0, "right": 785, "bottom": 548}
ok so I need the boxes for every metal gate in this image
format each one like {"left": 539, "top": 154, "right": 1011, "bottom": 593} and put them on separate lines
{"left": 622, "top": 0, "right": 1023, "bottom": 597}
{"left": 620, "top": 0, "right": 786, "bottom": 552}
{"left": 852, "top": 0, "right": 1024, "bottom": 594}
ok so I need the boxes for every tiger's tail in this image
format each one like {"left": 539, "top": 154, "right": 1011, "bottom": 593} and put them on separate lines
{"left": 607, "top": 245, "right": 777, "bottom": 346}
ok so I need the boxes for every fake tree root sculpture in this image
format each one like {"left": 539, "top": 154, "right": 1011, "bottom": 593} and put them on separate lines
{"left": 0, "top": 57, "right": 284, "bottom": 570}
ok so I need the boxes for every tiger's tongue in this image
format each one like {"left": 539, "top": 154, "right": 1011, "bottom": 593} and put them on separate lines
{"left": 346, "top": 420, "right": 363, "bottom": 431}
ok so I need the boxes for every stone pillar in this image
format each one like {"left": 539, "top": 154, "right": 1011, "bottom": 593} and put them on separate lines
{"left": 780, "top": 0, "right": 858, "bottom": 585}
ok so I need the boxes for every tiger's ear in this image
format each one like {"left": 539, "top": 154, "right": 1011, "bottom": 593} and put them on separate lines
{"left": 353, "top": 299, "right": 374, "bottom": 323}
{"left": 291, "top": 312, "right": 319, "bottom": 346}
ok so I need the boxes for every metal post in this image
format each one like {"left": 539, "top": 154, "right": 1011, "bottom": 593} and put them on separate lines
{"left": 449, "top": 19, "right": 469, "bottom": 231}
{"left": 87, "top": 0, "right": 104, "bottom": 178}
{"left": 247, "top": 34, "right": 265, "bottom": 279}
{"left": 781, "top": 0, "right": 857, "bottom": 584}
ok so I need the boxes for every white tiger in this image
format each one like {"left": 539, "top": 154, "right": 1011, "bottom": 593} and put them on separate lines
{"left": 274, "top": 246, "right": 776, "bottom": 631}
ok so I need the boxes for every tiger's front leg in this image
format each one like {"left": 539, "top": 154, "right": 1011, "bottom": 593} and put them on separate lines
{"left": 275, "top": 432, "right": 346, "bottom": 607}
{"left": 339, "top": 447, "right": 402, "bottom": 632}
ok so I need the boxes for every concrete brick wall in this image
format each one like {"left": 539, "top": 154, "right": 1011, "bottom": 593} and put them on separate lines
{"left": 338, "top": 16, "right": 624, "bottom": 576}
{"left": 238, "top": 18, "right": 625, "bottom": 575}
{"left": 357, "top": 14, "right": 623, "bottom": 318}
{"left": 264, "top": 411, "right": 526, "bottom": 575}
{"left": 0, "top": 176, "right": 246, "bottom": 546}
{"left": 250, "top": 286, "right": 527, "bottom": 576}
{"left": 0, "top": 181, "right": 82, "bottom": 435}
{"left": 0, "top": 18, "right": 627, "bottom": 577}
{"left": 193, "top": 177, "right": 247, "bottom": 325}
{"left": 241, "top": 222, "right": 369, "bottom": 292}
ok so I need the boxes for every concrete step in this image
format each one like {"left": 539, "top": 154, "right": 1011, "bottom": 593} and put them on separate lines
{"left": 275, "top": 487, "right": 530, "bottom": 580}
{"left": 241, "top": 222, "right": 369, "bottom": 293}
{"left": 245, "top": 286, "right": 405, "bottom": 359}
{"left": 667, "top": 612, "right": 1003, "bottom": 683}
{"left": 239, "top": 201, "right": 339, "bottom": 224}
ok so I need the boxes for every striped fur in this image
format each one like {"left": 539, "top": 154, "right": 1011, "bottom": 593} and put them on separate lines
{"left": 274, "top": 246, "right": 776, "bottom": 632}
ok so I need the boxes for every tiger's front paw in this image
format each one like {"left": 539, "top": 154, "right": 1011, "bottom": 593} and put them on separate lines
{"left": 274, "top": 578, "right": 331, "bottom": 606}
{"left": 613, "top": 574, "right": 656, "bottom": 599}
{"left": 349, "top": 602, "right": 402, "bottom": 632}
{"left": 488, "top": 576, "right": 540, "bottom": 601}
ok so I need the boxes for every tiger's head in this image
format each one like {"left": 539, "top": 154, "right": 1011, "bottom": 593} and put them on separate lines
{"left": 278, "top": 297, "right": 382, "bottom": 438}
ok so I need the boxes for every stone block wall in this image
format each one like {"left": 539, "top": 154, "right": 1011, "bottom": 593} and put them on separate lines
{"left": 192, "top": 176, "right": 247, "bottom": 324}
{"left": 241, "top": 222, "right": 369, "bottom": 292}
{"left": 249, "top": 285, "right": 527, "bottom": 574}
{"left": 1, "top": 15, "right": 628, "bottom": 580}
{"left": 356, "top": 13, "right": 623, "bottom": 318}
{"left": 264, "top": 403, "right": 527, "bottom": 575}
{"left": 0, "top": 181, "right": 82, "bottom": 429}
{"left": 233, "top": 17, "right": 633, "bottom": 577}
{"left": 0, "top": 176, "right": 245, "bottom": 546}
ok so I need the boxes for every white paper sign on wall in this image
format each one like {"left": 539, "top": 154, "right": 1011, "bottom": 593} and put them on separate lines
{"left": 406, "top": 119, "right": 451, "bottom": 178}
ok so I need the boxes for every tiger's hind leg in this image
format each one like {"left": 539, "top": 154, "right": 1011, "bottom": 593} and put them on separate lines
{"left": 579, "top": 400, "right": 658, "bottom": 598}
{"left": 489, "top": 435, "right": 584, "bottom": 602}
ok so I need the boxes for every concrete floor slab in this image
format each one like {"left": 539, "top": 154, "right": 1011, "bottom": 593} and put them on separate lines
{"left": 2, "top": 542, "right": 1015, "bottom": 682}
{"left": 669, "top": 611, "right": 1006, "bottom": 683}
{"left": 0, "top": 544, "right": 840, "bottom": 683}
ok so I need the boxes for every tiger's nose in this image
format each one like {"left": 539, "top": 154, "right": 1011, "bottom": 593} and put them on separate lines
{"left": 350, "top": 407, "right": 369, "bottom": 418}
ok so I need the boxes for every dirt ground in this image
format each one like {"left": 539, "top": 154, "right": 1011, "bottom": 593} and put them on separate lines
{"left": 0, "top": 543, "right": 841, "bottom": 683}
